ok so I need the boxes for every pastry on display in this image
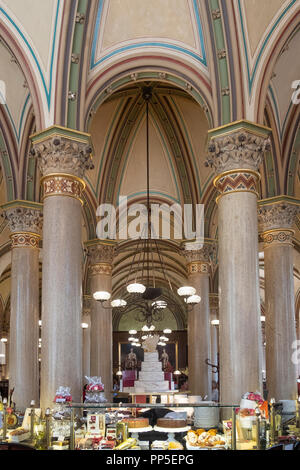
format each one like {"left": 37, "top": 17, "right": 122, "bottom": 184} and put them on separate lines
{"left": 8, "top": 427, "right": 30, "bottom": 442}
{"left": 9, "top": 427, "right": 27, "bottom": 436}
{"left": 186, "top": 428, "right": 226, "bottom": 448}
{"left": 168, "top": 441, "right": 184, "bottom": 450}
{"left": 156, "top": 418, "right": 187, "bottom": 428}
{"left": 151, "top": 441, "right": 168, "bottom": 450}
{"left": 121, "top": 417, "right": 149, "bottom": 428}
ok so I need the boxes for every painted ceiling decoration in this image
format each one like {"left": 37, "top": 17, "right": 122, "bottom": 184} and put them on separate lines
{"left": 90, "top": 0, "right": 207, "bottom": 71}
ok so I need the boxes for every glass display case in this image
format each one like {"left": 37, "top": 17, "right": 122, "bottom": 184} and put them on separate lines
{"left": 0, "top": 399, "right": 299, "bottom": 451}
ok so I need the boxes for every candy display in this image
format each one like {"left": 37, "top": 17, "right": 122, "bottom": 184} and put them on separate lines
{"left": 84, "top": 376, "right": 107, "bottom": 403}
{"left": 54, "top": 386, "right": 72, "bottom": 404}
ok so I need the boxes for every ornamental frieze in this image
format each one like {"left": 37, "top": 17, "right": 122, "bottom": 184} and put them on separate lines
{"left": 187, "top": 262, "right": 210, "bottom": 275}
{"left": 11, "top": 232, "right": 40, "bottom": 249}
{"left": 214, "top": 171, "right": 259, "bottom": 196}
{"left": 42, "top": 175, "right": 84, "bottom": 200}
{"left": 2, "top": 207, "right": 43, "bottom": 235}
{"left": 261, "top": 229, "right": 294, "bottom": 248}
{"left": 89, "top": 263, "right": 112, "bottom": 277}
{"left": 205, "top": 130, "right": 271, "bottom": 174}
{"left": 31, "top": 136, "right": 94, "bottom": 179}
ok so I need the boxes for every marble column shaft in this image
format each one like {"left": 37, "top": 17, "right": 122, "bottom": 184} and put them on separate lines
{"left": 2, "top": 203, "right": 42, "bottom": 410}
{"left": 31, "top": 127, "right": 93, "bottom": 409}
{"left": 210, "top": 294, "right": 219, "bottom": 383}
{"left": 87, "top": 242, "right": 114, "bottom": 400}
{"left": 82, "top": 307, "right": 91, "bottom": 381}
{"left": 259, "top": 199, "right": 299, "bottom": 400}
{"left": 183, "top": 242, "right": 216, "bottom": 399}
{"left": 207, "top": 121, "right": 271, "bottom": 405}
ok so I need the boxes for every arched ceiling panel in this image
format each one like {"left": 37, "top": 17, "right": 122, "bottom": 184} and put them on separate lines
{"left": 0, "top": 40, "right": 30, "bottom": 148}
{"left": 87, "top": 82, "right": 211, "bottom": 208}
{"left": 0, "top": 0, "right": 63, "bottom": 125}
{"left": 119, "top": 113, "right": 179, "bottom": 203}
{"left": 90, "top": 0, "right": 208, "bottom": 74}
{"left": 242, "top": 0, "right": 288, "bottom": 57}
{"left": 268, "top": 28, "right": 300, "bottom": 139}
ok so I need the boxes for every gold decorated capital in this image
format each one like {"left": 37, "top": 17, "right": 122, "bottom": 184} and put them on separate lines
{"left": 258, "top": 196, "right": 300, "bottom": 248}
{"left": 86, "top": 239, "right": 115, "bottom": 278}
{"left": 182, "top": 239, "right": 217, "bottom": 276}
{"left": 206, "top": 120, "right": 271, "bottom": 201}
{"left": 30, "top": 125, "right": 94, "bottom": 179}
{"left": 1, "top": 201, "right": 43, "bottom": 248}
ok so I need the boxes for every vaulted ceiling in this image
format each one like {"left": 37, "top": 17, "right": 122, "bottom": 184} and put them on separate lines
{"left": 0, "top": 0, "right": 299, "bottom": 331}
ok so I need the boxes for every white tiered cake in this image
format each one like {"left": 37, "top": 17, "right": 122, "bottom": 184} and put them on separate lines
{"left": 134, "top": 351, "right": 169, "bottom": 392}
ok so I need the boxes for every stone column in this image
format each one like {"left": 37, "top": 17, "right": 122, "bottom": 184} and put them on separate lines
{"left": 82, "top": 296, "right": 91, "bottom": 382}
{"left": 206, "top": 120, "right": 271, "bottom": 405}
{"left": 258, "top": 197, "right": 300, "bottom": 400}
{"left": 31, "top": 126, "right": 93, "bottom": 409}
{"left": 209, "top": 294, "right": 219, "bottom": 384}
{"left": 86, "top": 240, "right": 115, "bottom": 401}
{"left": 183, "top": 240, "right": 216, "bottom": 399}
{"left": 2, "top": 201, "right": 42, "bottom": 410}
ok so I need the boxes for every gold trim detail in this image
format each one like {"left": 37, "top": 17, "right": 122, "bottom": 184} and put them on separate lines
{"left": 89, "top": 263, "right": 112, "bottom": 276}
{"left": 30, "top": 125, "right": 91, "bottom": 141}
{"left": 207, "top": 120, "right": 272, "bottom": 137}
{"left": 10, "top": 232, "right": 40, "bottom": 248}
{"left": 41, "top": 174, "right": 85, "bottom": 201}
{"left": 214, "top": 169, "right": 260, "bottom": 203}
{"left": 261, "top": 229, "right": 294, "bottom": 247}
{"left": 213, "top": 169, "right": 260, "bottom": 188}
{"left": 187, "top": 261, "right": 210, "bottom": 274}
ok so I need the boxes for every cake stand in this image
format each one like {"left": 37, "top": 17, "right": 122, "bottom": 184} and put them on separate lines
{"left": 128, "top": 426, "right": 153, "bottom": 440}
{"left": 153, "top": 425, "right": 191, "bottom": 441}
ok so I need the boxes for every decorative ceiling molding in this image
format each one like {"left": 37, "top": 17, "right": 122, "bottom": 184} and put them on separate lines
{"left": 90, "top": 0, "right": 207, "bottom": 72}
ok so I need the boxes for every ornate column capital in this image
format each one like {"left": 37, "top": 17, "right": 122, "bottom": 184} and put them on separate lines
{"left": 182, "top": 239, "right": 217, "bottom": 275}
{"left": 30, "top": 126, "right": 94, "bottom": 202}
{"left": 1, "top": 200, "right": 43, "bottom": 248}
{"left": 206, "top": 121, "right": 271, "bottom": 201}
{"left": 85, "top": 239, "right": 115, "bottom": 276}
{"left": 258, "top": 196, "right": 300, "bottom": 248}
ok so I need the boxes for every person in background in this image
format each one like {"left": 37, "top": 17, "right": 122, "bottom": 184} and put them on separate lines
{"left": 113, "top": 377, "right": 119, "bottom": 398}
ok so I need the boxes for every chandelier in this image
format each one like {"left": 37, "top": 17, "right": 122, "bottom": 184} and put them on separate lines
{"left": 93, "top": 86, "right": 201, "bottom": 326}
